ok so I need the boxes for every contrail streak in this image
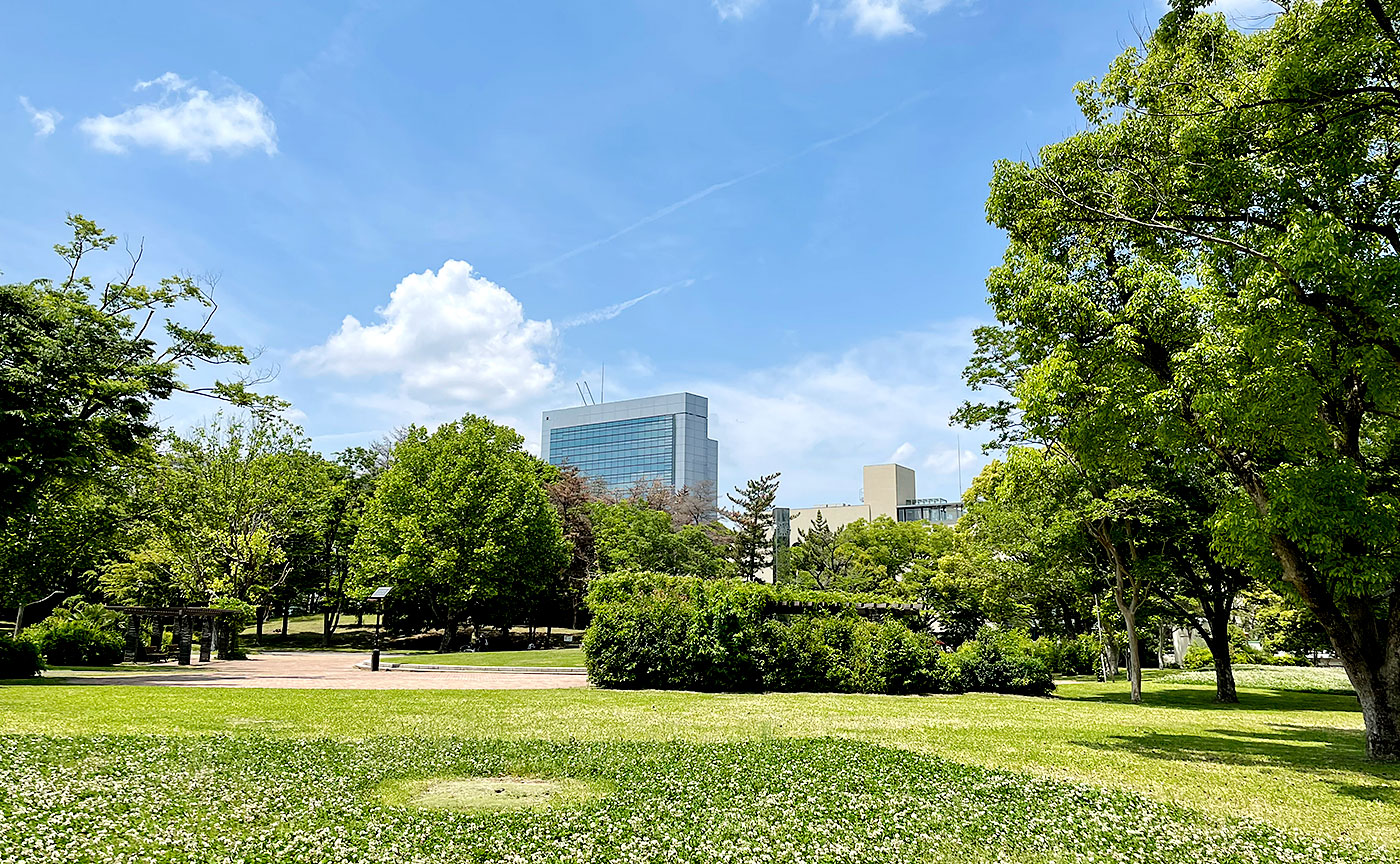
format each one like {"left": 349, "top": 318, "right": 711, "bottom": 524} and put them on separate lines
{"left": 513, "top": 91, "right": 932, "bottom": 278}
{"left": 560, "top": 278, "right": 695, "bottom": 329}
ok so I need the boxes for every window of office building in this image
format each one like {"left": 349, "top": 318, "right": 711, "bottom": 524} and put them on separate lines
{"left": 548, "top": 414, "right": 675, "bottom": 490}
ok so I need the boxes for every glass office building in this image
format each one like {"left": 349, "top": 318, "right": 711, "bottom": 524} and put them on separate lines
{"left": 541, "top": 393, "right": 719, "bottom": 505}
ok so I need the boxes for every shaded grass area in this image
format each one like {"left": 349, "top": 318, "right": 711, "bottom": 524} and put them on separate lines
{"left": 1, "top": 735, "right": 1391, "bottom": 864}
{"left": 1, "top": 668, "right": 1396, "bottom": 847}
{"left": 395, "top": 648, "right": 585, "bottom": 668}
{"left": 1153, "top": 664, "right": 1354, "bottom": 693}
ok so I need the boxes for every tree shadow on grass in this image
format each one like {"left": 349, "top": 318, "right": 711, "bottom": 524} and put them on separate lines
{"left": 1073, "top": 724, "right": 1400, "bottom": 803}
{"left": 1063, "top": 686, "right": 1361, "bottom": 713}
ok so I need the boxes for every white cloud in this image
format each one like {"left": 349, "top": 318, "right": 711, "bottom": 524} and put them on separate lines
{"left": 683, "top": 320, "right": 994, "bottom": 506}
{"left": 79, "top": 73, "right": 277, "bottom": 160}
{"left": 714, "top": 0, "right": 764, "bottom": 20}
{"left": 18, "top": 96, "right": 60, "bottom": 137}
{"left": 810, "top": 0, "right": 958, "bottom": 39}
{"left": 296, "top": 260, "right": 558, "bottom": 414}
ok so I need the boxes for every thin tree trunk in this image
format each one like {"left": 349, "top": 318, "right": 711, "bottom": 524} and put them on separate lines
{"left": 1120, "top": 605, "right": 1142, "bottom": 703}
{"left": 255, "top": 607, "right": 265, "bottom": 639}
{"left": 438, "top": 617, "right": 457, "bottom": 653}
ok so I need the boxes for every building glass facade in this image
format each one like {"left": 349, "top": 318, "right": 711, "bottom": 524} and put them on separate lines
{"left": 896, "top": 499, "right": 964, "bottom": 524}
{"left": 540, "top": 393, "right": 718, "bottom": 506}
{"left": 547, "top": 414, "right": 675, "bottom": 489}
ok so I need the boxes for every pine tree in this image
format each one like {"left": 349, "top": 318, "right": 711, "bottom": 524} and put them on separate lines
{"left": 725, "top": 472, "right": 780, "bottom": 582}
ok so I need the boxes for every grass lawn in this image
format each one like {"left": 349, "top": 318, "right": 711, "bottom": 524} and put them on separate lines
{"left": 1, "top": 665, "right": 1396, "bottom": 862}
{"left": 394, "top": 648, "right": 586, "bottom": 667}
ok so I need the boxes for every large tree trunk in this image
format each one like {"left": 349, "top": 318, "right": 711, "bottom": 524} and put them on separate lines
{"left": 255, "top": 607, "right": 265, "bottom": 639}
{"left": 281, "top": 604, "right": 290, "bottom": 636}
{"left": 1202, "top": 605, "right": 1239, "bottom": 704}
{"left": 1265, "top": 528, "right": 1400, "bottom": 760}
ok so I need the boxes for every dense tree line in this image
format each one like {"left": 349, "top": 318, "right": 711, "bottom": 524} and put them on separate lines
{"left": 955, "top": 0, "right": 1400, "bottom": 759}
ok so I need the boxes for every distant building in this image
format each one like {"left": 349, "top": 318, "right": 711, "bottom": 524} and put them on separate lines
{"left": 771, "top": 464, "right": 962, "bottom": 577}
{"left": 541, "top": 392, "right": 719, "bottom": 507}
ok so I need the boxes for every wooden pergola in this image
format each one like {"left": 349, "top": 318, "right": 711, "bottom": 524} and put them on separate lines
{"left": 105, "top": 606, "right": 238, "bottom": 665}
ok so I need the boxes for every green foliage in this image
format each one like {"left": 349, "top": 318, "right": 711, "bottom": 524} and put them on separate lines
{"left": 20, "top": 620, "right": 123, "bottom": 666}
{"left": 1032, "top": 633, "right": 1102, "bottom": 677}
{"left": 209, "top": 597, "right": 257, "bottom": 631}
{"left": 965, "top": 0, "right": 1400, "bottom": 750}
{"left": 584, "top": 574, "right": 1043, "bottom": 696}
{"left": 792, "top": 516, "right": 955, "bottom": 599}
{"left": 725, "top": 472, "right": 780, "bottom": 581}
{"left": 0, "top": 634, "right": 43, "bottom": 678}
{"left": 0, "top": 216, "right": 275, "bottom": 551}
{"left": 589, "top": 500, "right": 732, "bottom": 580}
{"left": 952, "top": 627, "right": 1055, "bottom": 697}
{"left": 351, "top": 415, "right": 569, "bottom": 642}
{"left": 100, "top": 414, "right": 338, "bottom": 606}
{"left": 1182, "top": 644, "right": 1214, "bottom": 671}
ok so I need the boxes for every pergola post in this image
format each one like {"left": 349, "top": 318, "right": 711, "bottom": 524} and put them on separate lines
{"left": 217, "top": 619, "right": 234, "bottom": 660}
{"left": 149, "top": 619, "right": 165, "bottom": 654}
{"left": 124, "top": 614, "right": 142, "bottom": 662}
{"left": 176, "top": 615, "right": 193, "bottom": 665}
{"left": 199, "top": 617, "right": 213, "bottom": 662}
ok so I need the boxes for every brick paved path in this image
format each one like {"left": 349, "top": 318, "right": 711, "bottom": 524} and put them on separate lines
{"left": 54, "top": 651, "right": 589, "bottom": 689}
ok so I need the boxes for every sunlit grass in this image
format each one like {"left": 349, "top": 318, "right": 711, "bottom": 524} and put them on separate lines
{"left": 394, "top": 648, "right": 586, "bottom": 668}
{"left": 1, "top": 668, "right": 1396, "bottom": 848}
{"left": 1, "top": 736, "right": 1391, "bottom": 864}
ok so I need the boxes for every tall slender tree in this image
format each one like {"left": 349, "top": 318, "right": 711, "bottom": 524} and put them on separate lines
{"left": 726, "top": 472, "right": 780, "bottom": 582}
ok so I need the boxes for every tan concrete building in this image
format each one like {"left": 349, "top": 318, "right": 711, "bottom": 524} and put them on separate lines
{"left": 768, "top": 464, "right": 962, "bottom": 581}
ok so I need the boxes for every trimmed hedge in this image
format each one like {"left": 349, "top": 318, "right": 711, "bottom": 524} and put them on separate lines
{"left": 583, "top": 574, "right": 1050, "bottom": 696}
{"left": 0, "top": 633, "right": 44, "bottom": 678}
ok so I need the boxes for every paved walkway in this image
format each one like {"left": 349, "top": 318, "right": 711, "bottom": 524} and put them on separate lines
{"left": 52, "top": 651, "right": 590, "bottom": 689}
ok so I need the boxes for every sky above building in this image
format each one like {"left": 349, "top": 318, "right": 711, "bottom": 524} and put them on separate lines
{"left": 0, "top": 0, "right": 1277, "bottom": 508}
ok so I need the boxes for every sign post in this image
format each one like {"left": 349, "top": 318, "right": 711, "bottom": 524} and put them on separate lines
{"left": 368, "top": 586, "right": 392, "bottom": 671}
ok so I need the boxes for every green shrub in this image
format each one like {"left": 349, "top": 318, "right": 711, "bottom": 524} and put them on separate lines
{"left": 1030, "top": 633, "right": 1101, "bottom": 677}
{"left": 582, "top": 591, "right": 695, "bottom": 689}
{"left": 22, "top": 620, "right": 124, "bottom": 666}
{"left": 1182, "top": 644, "right": 1214, "bottom": 670}
{"left": 0, "top": 633, "right": 44, "bottom": 678}
{"left": 757, "top": 617, "right": 836, "bottom": 692}
{"left": 585, "top": 573, "right": 979, "bottom": 695}
{"left": 952, "top": 627, "right": 1054, "bottom": 697}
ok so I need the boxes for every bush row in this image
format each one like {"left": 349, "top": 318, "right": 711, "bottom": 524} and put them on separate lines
{"left": 582, "top": 573, "right": 1053, "bottom": 696}
{"left": 1182, "top": 643, "right": 1310, "bottom": 670}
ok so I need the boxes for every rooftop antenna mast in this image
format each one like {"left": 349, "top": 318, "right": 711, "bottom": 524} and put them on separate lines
{"left": 582, "top": 381, "right": 596, "bottom": 404}
{"left": 576, "top": 382, "right": 588, "bottom": 406}
{"left": 600, "top": 364, "right": 604, "bottom": 404}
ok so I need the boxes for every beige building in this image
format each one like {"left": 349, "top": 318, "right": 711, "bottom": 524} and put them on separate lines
{"left": 768, "top": 464, "right": 961, "bottom": 581}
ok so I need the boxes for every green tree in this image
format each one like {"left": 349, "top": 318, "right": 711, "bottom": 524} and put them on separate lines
{"left": 100, "top": 415, "right": 336, "bottom": 609}
{"left": 790, "top": 511, "right": 850, "bottom": 590}
{"left": 350, "top": 415, "right": 568, "bottom": 652}
{"left": 0, "top": 216, "right": 273, "bottom": 530}
{"left": 973, "top": 0, "right": 1400, "bottom": 754}
{"left": 725, "top": 472, "right": 780, "bottom": 582}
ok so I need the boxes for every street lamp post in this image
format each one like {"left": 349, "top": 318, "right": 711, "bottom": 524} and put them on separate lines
{"left": 368, "top": 586, "right": 392, "bottom": 671}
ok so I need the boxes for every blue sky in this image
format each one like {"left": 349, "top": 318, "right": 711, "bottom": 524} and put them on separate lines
{"left": 0, "top": 0, "right": 1275, "bottom": 508}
